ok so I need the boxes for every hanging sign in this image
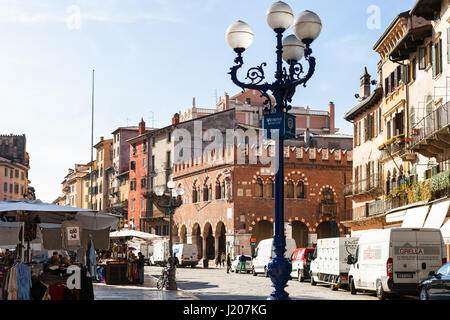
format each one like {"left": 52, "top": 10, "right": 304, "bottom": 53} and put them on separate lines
{"left": 67, "top": 227, "right": 80, "bottom": 241}
{"left": 263, "top": 112, "right": 296, "bottom": 139}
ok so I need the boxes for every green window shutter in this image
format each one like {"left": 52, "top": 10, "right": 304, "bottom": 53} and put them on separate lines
{"left": 447, "top": 28, "right": 450, "bottom": 63}
{"left": 432, "top": 42, "right": 437, "bottom": 77}
{"left": 438, "top": 39, "right": 443, "bottom": 74}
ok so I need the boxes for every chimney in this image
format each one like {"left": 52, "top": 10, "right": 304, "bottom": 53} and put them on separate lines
{"left": 139, "top": 118, "right": 146, "bottom": 135}
{"left": 192, "top": 97, "right": 196, "bottom": 108}
{"left": 304, "top": 128, "right": 311, "bottom": 147}
{"left": 225, "top": 93, "right": 230, "bottom": 110}
{"left": 100, "top": 136, "right": 104, "bottom": 142}
{"left": 172, "top": 113, "right": 180, "bottom": 125}
{"left": 328, "top": 102, "right": 335, "bottom": 134}
{"left": 360, "top": 67, "right": 371, "bottom": 99}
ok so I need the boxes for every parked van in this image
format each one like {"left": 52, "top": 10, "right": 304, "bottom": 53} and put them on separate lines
{"left": 252, "top": 238, "right": 297, "bottom": 277}
{"left": 290, "top": 248, "right": 315, "bottom": 282}
{"left": 140, "top": 244, "right": 153, "bottom": 266}
{"left": 150, "top": 241, "right": 169, "bottom": 266}
{"left": 310, "top": 237, "right": 359, "bottom": 290}
{"left": 173, "top": 243, "right": 199, "bottom": 267}
{"left": 347, "top": 228, "right": 446, "bottom": 300}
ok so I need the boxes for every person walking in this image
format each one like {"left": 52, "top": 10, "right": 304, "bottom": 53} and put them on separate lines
{"left": 239, "top": 255, "right": 247, "bottom": 274}
{"left": 215, "top": 252, "right": 221, "bottom": 268}
{"left": 137, "top": 252, "right": 145, "bottom": 285}
{"left": 221, "top": 252, "right": 226, "bottom": 267}
{"left": 226, "top": 253, "right": 232, "bottom": 274}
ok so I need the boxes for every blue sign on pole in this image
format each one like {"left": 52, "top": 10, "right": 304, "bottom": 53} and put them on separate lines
{"left": 263, "top": 113, "right": 296, "bottom": 139}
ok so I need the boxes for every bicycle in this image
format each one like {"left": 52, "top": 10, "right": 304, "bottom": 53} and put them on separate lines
{"left": 156, "top": 266, "right": 169, "bottom": 290}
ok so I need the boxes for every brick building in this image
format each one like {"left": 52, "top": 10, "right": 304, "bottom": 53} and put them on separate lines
{"left": 171, "top": 105, "right": 352, "bottom": 259}
{"left": 180, "top": 90, "right": 338, "bottom": 136}
{"left": 0, "top": 134, "right": 31, "bottom": 201}
{"left": 172, "top": 139, "right": 353, "bottom": 259}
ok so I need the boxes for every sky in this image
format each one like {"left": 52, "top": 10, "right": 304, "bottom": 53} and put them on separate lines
{"left": 0, "top": 0, "right": 417, "bottom": 203}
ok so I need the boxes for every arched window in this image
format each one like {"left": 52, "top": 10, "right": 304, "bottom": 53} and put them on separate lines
{"left": 321, "top": 188, "right": 334, "bottom": 204}
{"left": 265, "top": 179, "right": 274, "bottom": 198}
{"left": 225, "top": 178, "right": 232, "bottom": 200}
{"left": 296, "top": 181, "right": 305, "bottom": 199}
{"left": 385, "top": 171, "right": 391, "bottom": 195}
{"left": 215, "top": 181, "right": 222, "bottom": 200}
{"left": 203, "top": 184, "right": 209, "bottom": 202}
{"left": 287, "top": 181, "right": 294, "bottom": 198}
{"left": 255, "top": 178, "right": 263, "bottom": 198}
{"left": 192, "top": 182, "right": 198, "bottom": 203}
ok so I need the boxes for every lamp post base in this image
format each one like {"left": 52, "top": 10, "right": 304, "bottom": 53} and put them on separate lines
{"left": 166, "top": 266, "right": 178, "bottom": 291}
{"left": 267, "top": 255, "right": 291, "bottom": 300}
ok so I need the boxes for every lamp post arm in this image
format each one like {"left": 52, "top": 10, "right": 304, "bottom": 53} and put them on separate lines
{"left": 290, "top": 46, "right": 316, "bottom": 88}
{"left": 228, "top": 51, "right": 273, "bottom": 108}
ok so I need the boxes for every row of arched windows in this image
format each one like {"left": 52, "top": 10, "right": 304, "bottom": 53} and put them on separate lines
{"left": 192, "top": 178, "right": 231, "bottom": 203}
{"left": 255, "top": 179, "right": 306, "bottom": 199}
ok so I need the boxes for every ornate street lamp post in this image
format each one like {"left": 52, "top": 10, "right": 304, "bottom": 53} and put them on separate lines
{"left": 145, "top": 181, "right": 184, "bottom": 290}
{"left": 226, "top": 1, "right": 322, "bottom": 300}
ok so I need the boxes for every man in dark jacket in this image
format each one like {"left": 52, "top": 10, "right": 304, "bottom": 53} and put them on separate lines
{"left": 137, "top": 252, "right": 145, "bottom": 285}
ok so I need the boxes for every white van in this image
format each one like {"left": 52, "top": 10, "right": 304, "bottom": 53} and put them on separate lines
{"left": 150, "top": 241, "right": 169, "bottom": 266}
{"left": 309, "top": 237, "right": 359, "bottom": 290}
{"left": 173, "top": 243, "right": 199, "bottom": 267}
{"left": 347, "top": 228, "right": 446, "bottom": 300}
{"left": 251, "top": 238, "right": 297, "bottom": 277}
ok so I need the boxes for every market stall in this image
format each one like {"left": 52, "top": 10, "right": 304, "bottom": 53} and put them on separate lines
{"left": 0, "top": 199, "right": 120, "bottom": 300}
{"left": 100, "top": 229, "right": 162, "bottom": 285}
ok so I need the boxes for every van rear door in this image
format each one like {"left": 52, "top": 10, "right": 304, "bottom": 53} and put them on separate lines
{"left": 392, "top": 229, "right": 420, "bottom": 284}
{"left": 415, "top": 230, "right": 443, "bottom": 283}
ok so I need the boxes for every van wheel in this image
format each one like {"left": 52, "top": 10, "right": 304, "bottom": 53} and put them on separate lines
{"left": 310, "top": 273, "right": 317, "bottom": 286}
{"left": 349, "top": 278, "right": 357, "bottom": 295}
{"left": 264, "top": 266, "right": 269, "bottom": 278}
{"left": 376, "top": 280, "right": 387, "bottom": 300}
{"left": 298, "top": 270, "right": 304, "bottom": 282}
{"left": 252, "top": 267, "right": 257, "bottom": 277}
{"left": 419, "top": 287, "right": 429, "bottom": 301}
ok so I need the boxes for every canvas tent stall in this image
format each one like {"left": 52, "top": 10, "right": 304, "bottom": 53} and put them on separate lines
{"left": 0, "top": 199, "right": 120, "bottom": 300}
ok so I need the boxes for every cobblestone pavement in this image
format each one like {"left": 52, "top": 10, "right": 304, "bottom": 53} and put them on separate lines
{"left": 145, "top": 266, "right": 374, "bottom": 300}
{"left": 93, "top": 270, "right": 198, "bottom": 300}
{"left": 147, "top": 266, "right": 418, "bottom": 300}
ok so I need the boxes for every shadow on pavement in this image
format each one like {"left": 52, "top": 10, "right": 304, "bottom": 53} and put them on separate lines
{"left": 176, "top": 280, "right": 219, "bottom": 290}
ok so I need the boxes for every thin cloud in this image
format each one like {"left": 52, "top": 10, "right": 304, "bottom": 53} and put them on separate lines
{"left": 0, "top": 3, "right": 182, "bottom": 25}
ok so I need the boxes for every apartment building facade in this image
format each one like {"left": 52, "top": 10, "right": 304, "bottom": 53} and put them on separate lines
{"left": 94, "top": 137, "right": 113, "bottom": 212}
{"left": 344, "top": 0, "right": 450, "bottom": 257}
{"left": 127, "top": 118, "right": 172, "bottom": 234}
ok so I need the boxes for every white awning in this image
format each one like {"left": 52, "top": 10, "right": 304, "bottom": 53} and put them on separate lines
{"left": 441, "top": 220, "right": 450, "bottom": 245}
{"left": 386, "top": 210, "right": 407, "bottom": 223}
{"left": 423, "top": 200, "right": 450, "bottom": 229}
{"left": 402, "top": 205, "right": 430, "bottom": 228}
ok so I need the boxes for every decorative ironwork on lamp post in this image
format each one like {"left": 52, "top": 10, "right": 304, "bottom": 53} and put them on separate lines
{"left": 145, "top": 181, "right": 184, "bottom": 290}
{"left": 226, "top": 1, "right": 322, "bottom": 300}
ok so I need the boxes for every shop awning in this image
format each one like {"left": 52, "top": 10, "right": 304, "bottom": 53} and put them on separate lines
{"left": 441, "top": 220, "right": 450, "bottom": 245}
{"left": 386, "top": 210, "right": 407, "bottom": 223}
{"left": 402, "top": 205, "right": 430, "bottom": 228}
{"left": 0, "top": 199, "right": 120, "bottom": 229}
{"left": 423, "top": 200, "right": 450, "bottom": 229}
{"left": 110, "top": 229, "right": 163, "bottom": 241}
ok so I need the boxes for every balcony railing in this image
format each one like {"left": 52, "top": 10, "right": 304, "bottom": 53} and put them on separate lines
{"left": 411, "top": 101, "right": 450, "bottom": 150}
{"left": 318, "top": 203, "right": 337, "bottom": 219}
{"left": 344, "top": 174, "right": 383, "bottom": 197}
{"left": 379, "top": 135, "right": 406, "bottom": 161}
